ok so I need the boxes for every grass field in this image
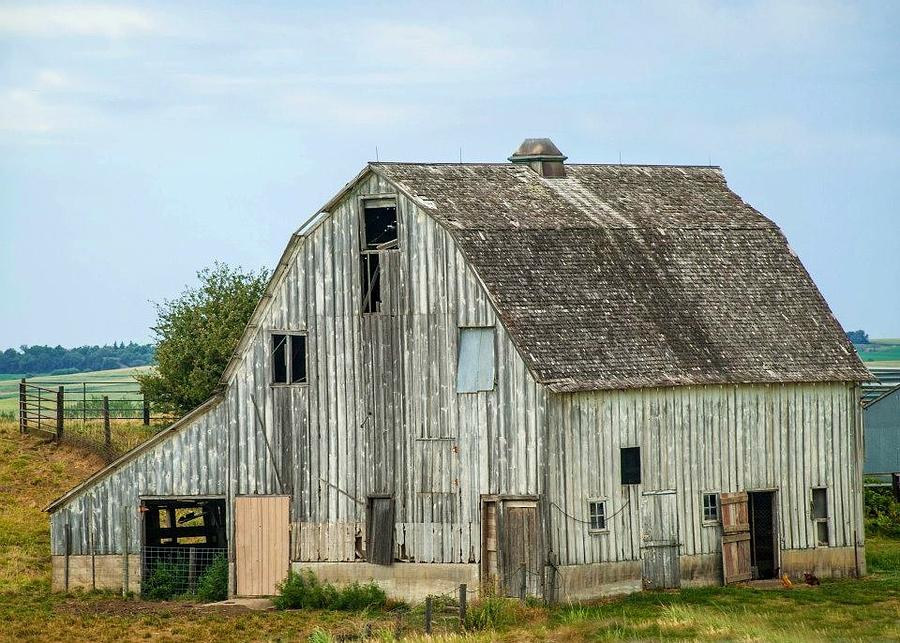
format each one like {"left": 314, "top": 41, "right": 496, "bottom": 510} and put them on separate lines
{"left": 856, "top": 339, "right": 900, "bottom": 367}
{"left": 1, "top": 420, "right": 900, "bottom": 641}
{"left": 0, "top": 366, "right": 152, "bottom": 416}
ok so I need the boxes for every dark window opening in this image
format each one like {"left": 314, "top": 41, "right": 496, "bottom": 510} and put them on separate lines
{"left": 812, "top": 487, "right": 829, "bottom": 546}
{"left": 621, "top": 447, "right": 641, "bottom": 485}
{"left": 361, "top": 253, "right": 382, "bottom": 314}
{"left": 272, "top": 334, "right": 287, "bottom": 383}
{"left": 703, "top": 493, "right": 720, "bottom": 522}
{"left": 290, "top": 335, "right": 307, "bottom": 384}
{"left": 362, "top": 205, "right": 398, "bottom": 250}
{"left": 366, "top": 495, "right": 395, "bottom": 565}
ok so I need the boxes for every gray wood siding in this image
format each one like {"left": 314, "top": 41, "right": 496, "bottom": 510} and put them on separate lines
{"left": 546, "top": 383, "right": 863, "bottom": 566}
{"left": 221, "top": 171, "right": 547, "bottom": 564}
{"left": 50, "top": 402, "right": 229, "bottom": 555}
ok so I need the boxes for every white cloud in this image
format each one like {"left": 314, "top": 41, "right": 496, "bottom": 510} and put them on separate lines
{"left": 0, "top": 4, "right": 158, "bottom": 38}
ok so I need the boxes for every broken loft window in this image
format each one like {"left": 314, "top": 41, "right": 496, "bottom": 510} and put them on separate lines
{"left": 456, "top": 327, "right": 496, "bottom": 392}
{"left": 703, "top": 493, "right": 720, "bottom": 523}
{"left": 362, "top": 201, "right": 398, "bottom": 251}
{"left": 588, "top": 500, "right": 607, "bottom": 531}
{"left": 360, "top": 253, "right": 381, "bottom": 314}
{"left": 620, "top": 447, "right": 641, "bottom": 485}
{"left": 272, "top": 333, "right": 307, "bottom": 384}
{"left": 812, "top": 487, "right": 829, "bottom": 546}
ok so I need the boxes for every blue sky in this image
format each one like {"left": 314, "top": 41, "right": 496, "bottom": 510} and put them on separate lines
{"left": 1, "top": 0, "right": 898, "bottom": 348}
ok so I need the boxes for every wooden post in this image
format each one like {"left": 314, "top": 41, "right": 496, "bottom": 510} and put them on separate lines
{"left": 103, "top": 396, "right": 111, "bottom": 449}
{"left": 142, "top": 397, "right": 150, "bottom": 426}
{"left": 424, "top": 595, "right": 432, "bottom": 635}
{"left": 122, "top": 507, "right": 129, "bottom": 597}
{"left": 188, "top": 547, "right": 198, "bottom": 592}
{"left": 18, "top": 379, "right": 26, "bottom": 434}
{"left": 519, "top": 563, "right": 526, "bottom": 602}
{"left": 82, "top": 382, "right": 86, "bottom": 424}
{"left": 56, "top": 386, "right": 64, "bottom": 441}
{"left": 459, "top": 583, "right": 467, "bottom": 627}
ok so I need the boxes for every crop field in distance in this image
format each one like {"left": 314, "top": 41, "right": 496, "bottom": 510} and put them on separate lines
{"left": 0, "top": 366, "right": 152, "bottom": 415}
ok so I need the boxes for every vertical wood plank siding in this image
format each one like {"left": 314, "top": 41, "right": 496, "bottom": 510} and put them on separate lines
{"left": 50, "top": 403, "right": 229, "bottom": 555}
{"left": 545, "top": 383, "right": 863, "bottom": 566}
{"left": 221, "top": 172, "right": 547, "bottom": 564}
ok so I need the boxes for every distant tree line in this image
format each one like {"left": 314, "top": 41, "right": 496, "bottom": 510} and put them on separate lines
{"left": 847, "top": 330, "right": 870, "bottom": 345}
{"left": 0, "top": 342, "right": 155, "bottom": 375}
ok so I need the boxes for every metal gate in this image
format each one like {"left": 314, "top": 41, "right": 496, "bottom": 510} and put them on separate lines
{"left": 640, "top": 491, "right": 680, "bottom": 589}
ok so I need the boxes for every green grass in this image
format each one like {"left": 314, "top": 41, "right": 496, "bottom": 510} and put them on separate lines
{"left": 855, "top": 339, "right": 900, "bottom": 364}
{"left": 0, "top": 366, "right": 153, "bottom": 414}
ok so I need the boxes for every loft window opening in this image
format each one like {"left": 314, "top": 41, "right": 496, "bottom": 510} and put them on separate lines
{"left": 620, "top": 447, "right": 641, "bottom": 485}
{"left": 702, "top": 492, "right": 720, "bottom": 523}
{"left": 360, "top": 254, "right": 382, "bottom": 314}
{"left": 362, "top": 200, "right": 398, "bottom": 251}
{"left": 588, "top": 499, "right": 607, "bottom": 532}
{"left": 272, "top": 332, "right": 307, "bottom": 385}
{"left": 456, "top": 327, "right": 496, "bottom": 392}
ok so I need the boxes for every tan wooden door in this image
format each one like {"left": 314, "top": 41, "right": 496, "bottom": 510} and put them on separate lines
{"left": 721, "top": 492, "right": 752, "bottom": 585}
{"left": 235, "top": 495, "right": 290, "bottom": 596}
{"left": 499, "top": 500, "right": 542, "bottom": 598}
{"left": 639, "top": 491, "right": 681, "bottom": 589}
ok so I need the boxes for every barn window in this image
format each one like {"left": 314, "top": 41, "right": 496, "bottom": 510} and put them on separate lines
{"left": 272, "top": 333, "right": 307, "bottom": 385}
{"left": 361, "top": 199, "right": 399, "bottom": 251}
{"left": 702, "top": 493, "right": 720, "bottom": 523}
{"left": 360, "top": 253, "right": 381, "bottom": 314}
{"left": 811, "top": 487, "right": 829, "bottom": 546}
{"left": 456, "top": 327, "right": 496, "bottom": 392}
{"left": 588, "top": 499, "right": 607, "bottom": 532}
{"left": 620, "top": 447, "right": 641, "bottom": 485}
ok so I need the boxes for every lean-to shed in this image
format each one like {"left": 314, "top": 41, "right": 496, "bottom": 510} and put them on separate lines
{"left": 46, "top": 139, "right": 870, "bottom": 600}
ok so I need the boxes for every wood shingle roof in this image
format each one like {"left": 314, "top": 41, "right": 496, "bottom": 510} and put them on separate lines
{"left": 372, "top": 162, "right": 869, "bottom": 392}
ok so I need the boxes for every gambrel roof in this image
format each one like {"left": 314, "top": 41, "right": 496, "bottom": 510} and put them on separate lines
{"left": 372, "top": 162, "right": 870, "bottom": 392}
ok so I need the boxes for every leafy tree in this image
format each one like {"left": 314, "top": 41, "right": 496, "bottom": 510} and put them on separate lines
{"left": 137, "top": 262, "right": 269, "bottom": 414}
{"left": 848, "top": 330, "right": 870, "bottom": 345}
{"left": 0, "top": 342, "right": 154, "bottom": 374}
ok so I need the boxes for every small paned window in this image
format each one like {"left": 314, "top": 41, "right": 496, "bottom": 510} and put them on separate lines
{"left": 812, "top": 487, "right": 829, "bottom": 546}
{"left": 456, "top": 327, "right": 496, "bottom": 392}
{"left": 362, "top": 201, "right": 398, "bottom": 250}
{"left": 703, "top": 493, "right": 720, "bottom": 523}
{"left": 272, "top": 332, "right": 307, "bottom": 385}
{"left": 588, "top": 500, "right": 607, "bottom": 532}
{"left": 620, "top": 447, "right": 641, "bottom": 485}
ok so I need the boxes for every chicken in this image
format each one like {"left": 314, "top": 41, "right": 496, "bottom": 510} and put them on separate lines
{"left": 803, "top": 572, "right": 821, "bottom": 586}
{"left": 781, "top": 573, "right": 793, "bottom": 589}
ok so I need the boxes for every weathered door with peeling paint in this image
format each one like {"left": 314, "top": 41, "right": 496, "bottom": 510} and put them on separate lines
{"left": 721, "top": 491, "right": 752, "bottom": 584}
{"left": 640, "top": 491, "right": 681, "bottom": 589}
{"left": 499, "top": 500, "right": 542, "bottom": 598}
{"left": 235, "top": 495, "right": 290, "bottom": 596}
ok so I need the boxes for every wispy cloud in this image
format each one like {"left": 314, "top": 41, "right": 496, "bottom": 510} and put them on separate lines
{"left": 0, "top": 4, "right": 158, "bottom": 38}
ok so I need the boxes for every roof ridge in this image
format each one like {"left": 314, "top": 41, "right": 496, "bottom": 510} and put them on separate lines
{"left": 370, "top": 161, "right": 722, "bottom": 169}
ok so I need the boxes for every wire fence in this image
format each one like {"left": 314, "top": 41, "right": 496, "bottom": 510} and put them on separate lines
{"left": 141, "top": 546, "right": 227, "bottom": 598}
{"left": 18, "top": 379, "right": 179, "bottom": 461}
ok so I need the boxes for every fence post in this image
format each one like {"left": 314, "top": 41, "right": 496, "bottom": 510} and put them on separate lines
{"left": 122, "top": 506, "right": 130, "bottom": 597}
{"left": 103, "top": 396, "right": 111, "bottom": 449}
{"left": 18, "top": 378, "right": 26, "bottom": 434}
{"left": 64, "top": 523, "right": 71, "bottom": 592}
{"left": 56, "top": 386, "right": 64, "bottom": 441}
{"left": 142, "top": 396, "right": 150, "bottom": 426}
{"left": 459, "top": 583, "right": 467, "bottom": 627}
{"left": 424, "top": 596, "right": 432, "bottom": 635}
{"left": 519, "top": 563, "right": 526, "bottom": 602}
{"left": 82, "top": 382, "right": 86, "bottom": 424}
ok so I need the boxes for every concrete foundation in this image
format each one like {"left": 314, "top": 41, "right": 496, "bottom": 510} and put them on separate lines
{"left": 780, "top": 546, "right": 863, "bottom": 579}
{"left": 291, "top": 561, "right": 479, "bottom": 603}
{"left": 51, "top": 554, "right": 141, "bottom": 593}
{"left": 679, "top": 553, "right": 722, "bottom": 587}
{"left": 549, "top": 560, "right": 642, "bottom": 602}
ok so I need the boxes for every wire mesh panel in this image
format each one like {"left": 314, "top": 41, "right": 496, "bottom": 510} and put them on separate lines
{"left": 141, "top": 546, "right": 227, "bottom": 598}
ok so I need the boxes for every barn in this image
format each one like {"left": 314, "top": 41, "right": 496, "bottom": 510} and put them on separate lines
{"left": 46, "top": 139, "right": 870, "bottom": 601}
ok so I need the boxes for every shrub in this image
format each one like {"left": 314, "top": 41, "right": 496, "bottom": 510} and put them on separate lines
{"left": 274, "top": 571, "right": 386, "bottom": 611}
{"left": 196, "top": 555, "right": 228, "bottom": 602}
{"left": 143, "top": 561, "right": 187, "bottom": 600}
{"left": 865, "top": 486, "right": 900, "bottom": 538}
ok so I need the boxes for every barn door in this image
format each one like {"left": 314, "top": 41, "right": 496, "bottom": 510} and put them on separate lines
{"left": 721, "top": 491, "right": 752, "bottom": 585}
{"left": 235, "top": 495, "right": 290, "bottom": 596}
{"left": 499, "top": 500, "right": 542, "bottom": 598}
{"left": 639, "top": 491, "right": 680, "bottom": 589}
{"left": 366, "top": 496, "right": 395, "bottom": 565}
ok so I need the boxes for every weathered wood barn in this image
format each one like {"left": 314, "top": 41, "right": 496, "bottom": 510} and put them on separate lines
{"left": 47, "top": 138, "right": 871, "bottom": 600}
